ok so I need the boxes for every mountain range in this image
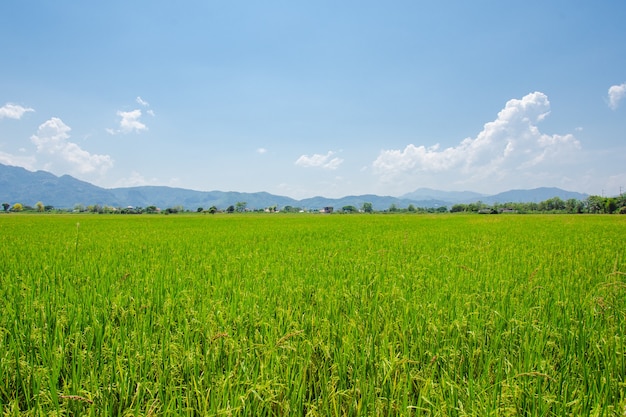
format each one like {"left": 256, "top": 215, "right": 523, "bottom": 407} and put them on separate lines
{"left": 0, "top": 163, "right": 589, "bottom": 211}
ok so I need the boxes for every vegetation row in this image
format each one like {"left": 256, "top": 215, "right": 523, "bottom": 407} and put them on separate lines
{"left": 3, "top": 193, "right": 626, "bottom": 214}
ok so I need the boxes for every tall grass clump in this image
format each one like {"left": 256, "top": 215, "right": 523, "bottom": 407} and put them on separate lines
{"left": 0, "top": 213, "right": 624, "bottom": 416}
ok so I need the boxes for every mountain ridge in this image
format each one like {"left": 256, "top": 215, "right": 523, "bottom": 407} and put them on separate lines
{"left": 0, "top": 163, "right": 589, "bottom": 210}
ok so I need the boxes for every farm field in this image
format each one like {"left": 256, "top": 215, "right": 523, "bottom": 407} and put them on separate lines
{"left": 0, "top": 213, "right": 625, "bottom": 416}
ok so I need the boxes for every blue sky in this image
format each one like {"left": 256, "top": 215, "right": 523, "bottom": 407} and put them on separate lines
{"left": 1, "top": 1, "right": 625, "bottom": 199}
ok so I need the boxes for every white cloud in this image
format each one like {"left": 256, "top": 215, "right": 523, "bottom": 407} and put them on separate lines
{"left": 372, "top": 92, "right": 582, "bottom": 193}
{"left": 31, "top": 117, "right": 113, "bottom": 174}
{"left": 113, "top": 172, "right": 180, "bottom": 188}
{"left": 295, "top": 151, "right": 343, "bottom": 170}
{"left": 608, "top": 83, "right": 626, "bottom": 110}
{"left": 114, "top": 171, "right": 152, "bottom": 187}
{"left": 108, "top": 109, "right": 147, "bottom": 134}
{"left": 136, "top": 96, "right": 150, "bottom": 107}
{"left": 0, "top": 151, "right": 36, "bottom": 169}
{"left": 257, "top": 147, "right": 267, "bottom": 154}
{"left": 0, "top": 103, "right": 34, "bottom": 120}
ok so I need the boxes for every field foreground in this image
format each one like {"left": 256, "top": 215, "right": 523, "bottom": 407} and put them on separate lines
{"left": 1, "top": 213, "right": 625, "bottom": 416}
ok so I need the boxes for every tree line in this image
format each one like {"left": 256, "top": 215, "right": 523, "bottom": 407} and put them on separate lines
{"left": 3, "top": 194, "right": 626, "bottom": 215}
{"left": 448, "top": 195, "right": 626, "bottom": 214}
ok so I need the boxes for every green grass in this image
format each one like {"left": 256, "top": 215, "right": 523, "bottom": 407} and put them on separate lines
{"left": 1, "top": 213, "right": 625, "bottom": 416}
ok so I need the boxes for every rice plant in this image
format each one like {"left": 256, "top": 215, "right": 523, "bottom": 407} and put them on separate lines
{"left": 0, "top": 213, "right": 624, "bottom": 415}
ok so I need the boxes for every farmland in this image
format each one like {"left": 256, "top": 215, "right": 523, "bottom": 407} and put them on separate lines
{"left": 1, "top": 213, "right": 625, "bottom": 416}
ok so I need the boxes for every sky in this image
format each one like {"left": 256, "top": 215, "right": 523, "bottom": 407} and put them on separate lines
{"left": 1, "top": 1, "right": 625, "bottom": 199}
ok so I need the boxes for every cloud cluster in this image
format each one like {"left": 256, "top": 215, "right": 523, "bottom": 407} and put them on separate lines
{"left": 608, "top": 83, "right": 626, "bottom": 110}
{"left": 295, "top": 151, "right": 343, "bottom": 170}
{"left": 31, "top": 117, "right": 113, "bottom": 174}
{"left": 372, "top": 92, "right": 582, "bottom": 193}
{"left": 107, "top": 97, "right": 153, "bottom": 134}
{"left": 0, "top": 103, "right": 34, "bottom": 120}
{"left": 0, "top": 151, "right": 36, "bottom": 170}
{"left": 1, "top": 102, "right": 113, "bottom": 176}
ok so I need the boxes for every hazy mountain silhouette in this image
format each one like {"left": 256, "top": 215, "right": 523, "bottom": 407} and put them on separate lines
{"left": 0, "top": 163, "right": 589, "bottom": 210}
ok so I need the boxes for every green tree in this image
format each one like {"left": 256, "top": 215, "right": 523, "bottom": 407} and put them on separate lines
{"left": 605, "top": 198, "right": 618, "bottom": 214}
{"left": 3, "top": 202, "right": 10, "bottom": 212}
{"left": 450, "top": 204, "right": 466, "bottom": 213}
{"left": 342, "top": 205, "right": 358, "bottom": 213}
{"left": 12, "top": 203, "right": 23, "bottom": 212}
{"left": 226, "top": 205, "right": 235, "bottom": 213}
{"left": 585, "top": 196, "right": 604, "bottom": 214}
{"left": 235, "top": 202, "right": 247, "bottom": 212}
{"left": 361, "top": 202, "right": 373, "bottom": 213}
{"left": 208, "top": 206, "right": 217, "bottom": 214}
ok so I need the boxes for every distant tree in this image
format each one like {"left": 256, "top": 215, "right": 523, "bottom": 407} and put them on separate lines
{"left": 35, "top": 201, "right": 44, "bottom": 212}
{"left": 3, "top": 203, "right": 10, "bottom": 212}
{"left": 605, "top": 198, "right": 618, "bottom": 214}
{"left": 436, "top": 206, "right": 448, "bottom": 213}
{"left": 235, "top": 202, "right": 247, "bottom": 212}
{"left": 197, "top": 207, "right": 204, "bottom": 213}
{"left": 407, "top": 204, "right": 416, "bottom": 212}
{"left": 226, "top": 205, "right": 235, "bottom": 213}
{"left": 388, "top": 203, "right": 398, "bottom": 213}
{"left": 87, "top": 204, "right": 103, "bottom": 213}
{"left": 44, "top": 205, "right": 54, "bottom": 212}
{"left": 12, "top": 203, "right": 23, "bottom": 212}
{"left": 208, "top": 205, "right": 217, "bottom": 214}
{"left": 450, "top": 204, "right": 466, "bottom": 213}
{"left": 342, "top": 205, "right": 358, "bottom": 213}
{"left": 361, "top": 202, "right": 373, "bottom": 213}
{"left": 145, "top": 205, "right": 158, "bottom": 214}
{"left": 585, "top": 196, "right": 604, "bottom": 214}
{"left": 616, "top": 194, "right": 626, "bottom": 210}
{"left": 282, "top": 205, "right": 302, "bottom": 213}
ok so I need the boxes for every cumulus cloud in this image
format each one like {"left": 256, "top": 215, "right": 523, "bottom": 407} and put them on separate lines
{"left": 295, "top": 151, "right": 344, "bottom": 170}
{"left": 108, "top": 97, "right": 154, "bottom": 134}
{"left": 107, "top": 109, "right": 147, "bottom": 134}
{"left": 0, "top": 151, "right": 36, "bottom": 169}
{"left": 0, "top": 103, "right": 34, "bottom": 119}
{"left": 31, "top": 117, "right": 113, "bottom": 174}
{"left": 608, "top": 83, "right": 626, "bottom": 110}
{"left": 372, "top": 92, "right": 582, "bottom": 193}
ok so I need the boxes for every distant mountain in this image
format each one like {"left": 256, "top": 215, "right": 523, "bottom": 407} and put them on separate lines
{"left": 298, "top": 194, "right": 449, "bottom": 211}
{"left": 0, "top": 163, "right": 590, "bottom": 210}
{"left": 0, "top": 164, "right": 118, "bottom": 207}
{"left": 479, "top": 187, "right": 589, "bottom": 205}
{"left": 400, "top": 186, "right": 588, "bottom": 205}
{"left": 401, "top": 188, "right": 485, "bottom": 202}
{"left": 109, "top": 187, "right": 300, "bottom": 211}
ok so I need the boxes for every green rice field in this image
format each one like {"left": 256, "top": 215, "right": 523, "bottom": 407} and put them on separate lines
{"left": 1, "top": 213, "right": 625, "bottom": 416}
